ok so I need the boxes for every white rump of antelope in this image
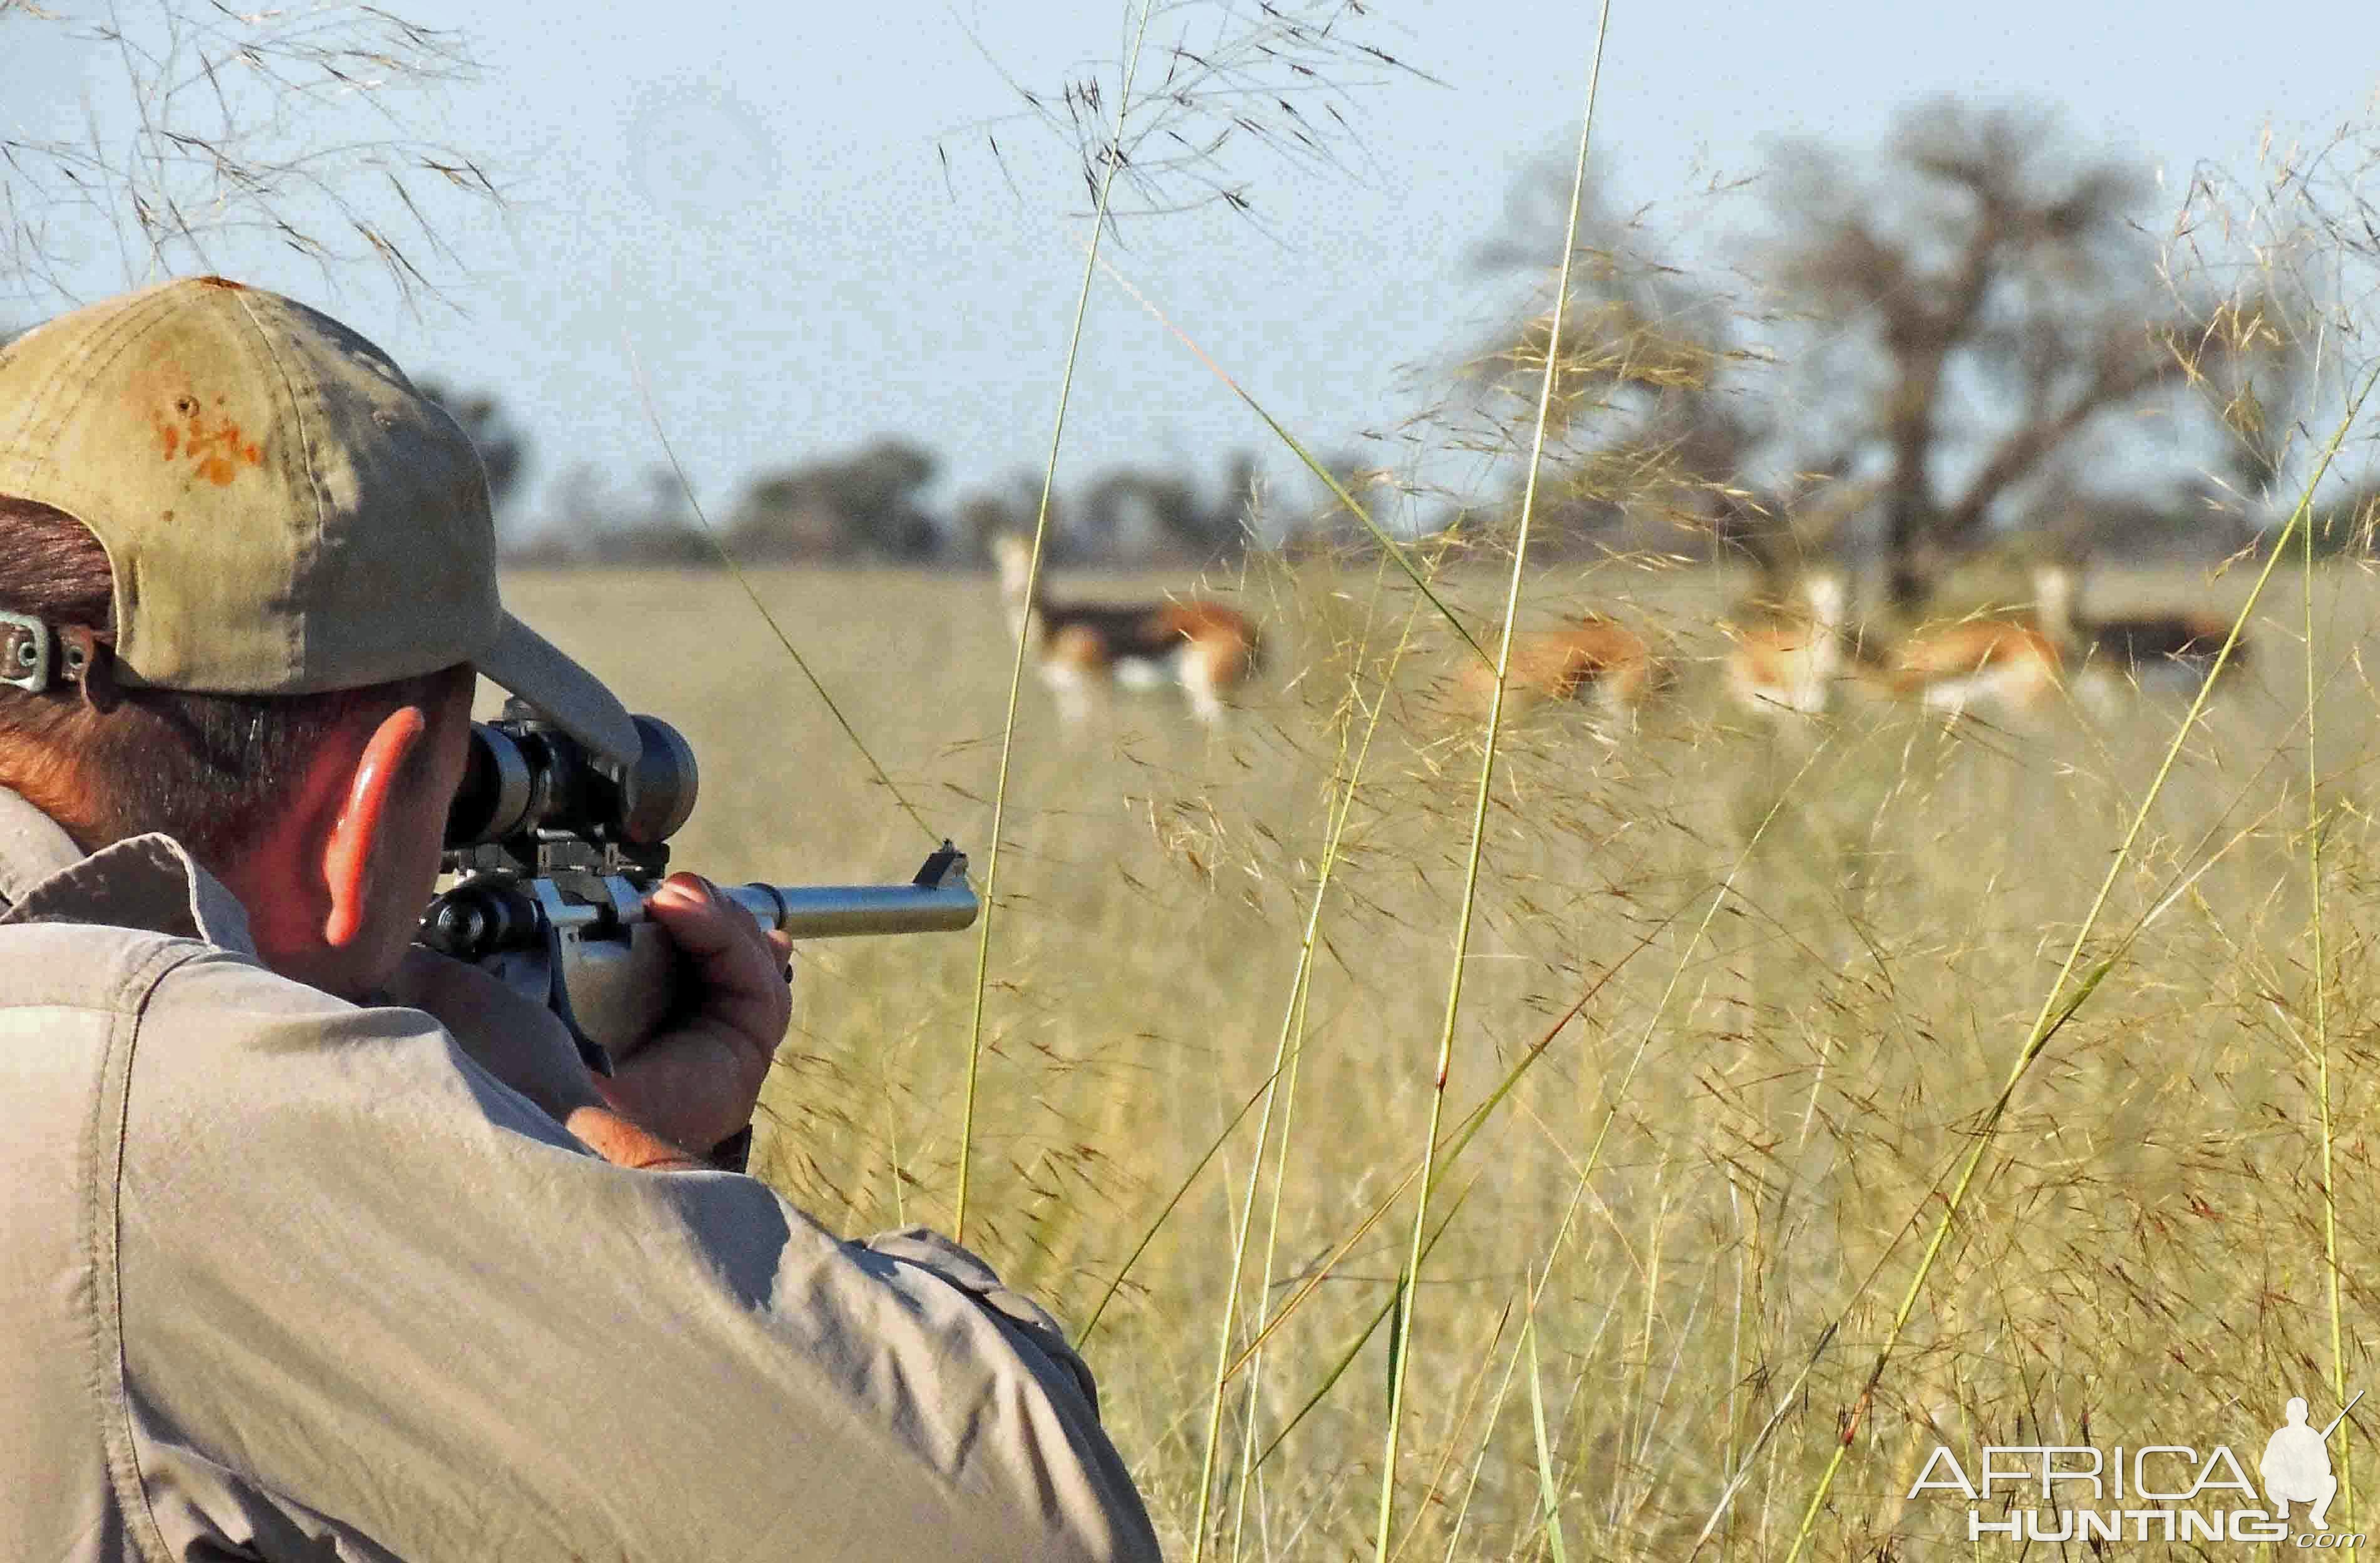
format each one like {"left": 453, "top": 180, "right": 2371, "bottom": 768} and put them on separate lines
{"left": 993, "top": 534, "right": 1263, "bottom": 727}
{"left": 1719, "top": 477, "right": 1871, "bottom": 719}
{"left": 1723, "top": 571, "right": 1850, "bottom": 717}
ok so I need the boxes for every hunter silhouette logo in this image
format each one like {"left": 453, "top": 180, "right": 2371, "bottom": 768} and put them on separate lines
{"left": 2264, "top": 1394, "right": 2359, "bottom": 1531}
{"left": 1907, "top": 1391, "right": 2367, "bottom": 1547}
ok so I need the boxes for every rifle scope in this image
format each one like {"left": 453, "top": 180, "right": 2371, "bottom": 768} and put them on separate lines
{"left": 443, "top": 705, "right": 700, "bottom": 851}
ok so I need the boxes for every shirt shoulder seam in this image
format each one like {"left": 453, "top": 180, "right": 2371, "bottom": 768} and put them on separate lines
{"left": 85, "top": 937, "right": 216, "bottom": 1563}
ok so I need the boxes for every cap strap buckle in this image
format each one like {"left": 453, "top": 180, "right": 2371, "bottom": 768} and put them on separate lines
{"left": 0, "top": 613, "right": 116, "bottom": 710}
{"left": 0, "top": 611, "right": 54, "bottom": 693}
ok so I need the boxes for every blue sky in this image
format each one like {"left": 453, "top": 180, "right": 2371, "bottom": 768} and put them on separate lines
{"left": 4, "top": 1, "right": 2374, "bottom": 533}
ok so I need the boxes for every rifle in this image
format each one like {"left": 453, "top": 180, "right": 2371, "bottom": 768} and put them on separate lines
{"left": 418, "top": 702, "right": 978, "bottom": 1071}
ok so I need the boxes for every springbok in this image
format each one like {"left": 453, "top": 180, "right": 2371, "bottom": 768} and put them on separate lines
{"left": 1717, "top": 464, "right": 1876, "bottom": 719}
{"left": 1452, "top": 613, "right": 1661, "bottom": 722}
{"left": 2032, "top": 559, "right": 2247, "bottom": 695}
{"left": 1724, "top": 570, "right": 1850, "bottom": 717}
{"left": 1880, "top": 612, "right": 2064, "bottom": 719}
{"left": 993, "top": 534, "right": 1263, "bottom": 727}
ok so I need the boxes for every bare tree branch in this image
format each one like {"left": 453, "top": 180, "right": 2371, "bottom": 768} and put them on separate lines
{"left": 1763, "top": 96, "right": 2188, "bottom": 605}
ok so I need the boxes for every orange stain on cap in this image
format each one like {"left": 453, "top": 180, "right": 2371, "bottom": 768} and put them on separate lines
{"left": 125, "top": 365, "right": 265, "bottom": 486}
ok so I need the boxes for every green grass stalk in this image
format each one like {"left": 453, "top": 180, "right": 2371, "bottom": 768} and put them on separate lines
{"left": 629, "top": 358, "right": 941, "bottom": 846}
{"left": 1526, "top": 1304, "right": 1573, "bottom": 1563}
{"left": 1191, "top": 566, "right": 1420, "bottom": 1560}
{"left": 1092, "top": 254, "right": 1489, "bottom": 665}
{"left": 1256, "top": 1188, "right": 1479, "bottom": 1470}
{"left": 1369, "top": 10, "right": 1613, "bottom": 1555}
{"left": 1433, "top": 1181, "right": 1607, "bottom": 1563}
{"left": 1779, "top": 362, "right": 2380, "bottom": 1562}
{"left": 2304, "top": 425, "right": 2351, "bottom": 1525}
{"left": 954, "top": 0, "right": 1156, "bottom": 1243}
{"left": 1226, "top": 561, "right": 1434, "bottom": 1561}
{"left": 1400, "top": 1293, "right": 1519, "bottom": 1563}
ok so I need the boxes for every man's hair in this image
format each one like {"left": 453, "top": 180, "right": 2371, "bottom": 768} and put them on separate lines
{"left": 0, "top": 496, "right": 473, "bottom": 868}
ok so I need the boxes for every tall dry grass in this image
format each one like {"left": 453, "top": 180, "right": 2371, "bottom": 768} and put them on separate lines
{"left": 506, "top": 547, "right": 2380, "bottom": 1557}
{"left": 527, "top": 14, "right": 2380, "bottom": 1560}
{"left": 15, "top": 0, "right": 2377, "bottom": 1552}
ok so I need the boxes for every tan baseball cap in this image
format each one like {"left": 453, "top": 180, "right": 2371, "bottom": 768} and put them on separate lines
{"left": 0, "top": 276, "right": 640, "bottom": 764}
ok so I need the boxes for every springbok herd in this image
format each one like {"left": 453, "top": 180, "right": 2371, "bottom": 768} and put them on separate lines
{"left": 1707, "top": 558, "right": 2243, "bottom": 722}
{"left": 994, "top": 532, "right": 2248, "bottom": 730}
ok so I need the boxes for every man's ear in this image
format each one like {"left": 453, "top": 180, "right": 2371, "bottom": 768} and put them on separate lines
{"left": 321, "top": 705, "right": 430, "bottom": 949}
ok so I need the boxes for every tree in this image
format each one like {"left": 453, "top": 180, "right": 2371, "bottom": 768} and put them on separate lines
{"left": 1461, "top": 155, "right": 1756, "bottom": 555}
{"left": 1762, "top": 99, "right": 2271, "bottom": 605}
{"left": 1196, "top": 452, "right": 1261, "bottom": 559}
{"left": 727, "top": 437, "right": 942, "bottom": 563}
{"left": 506, "top": 465, "right": 714, "bottom": 566}
{"left": 1074, "top": 467, "right": 1198, "bottom": 563}
{"left": 1069, "top": 457, "right": 1256, "bottom": 564}
{"left": 418, "top": 380, "right": 528, "bottom": 521}
{"left": 951, "top": 472, "right": 1056, "bottom": 568}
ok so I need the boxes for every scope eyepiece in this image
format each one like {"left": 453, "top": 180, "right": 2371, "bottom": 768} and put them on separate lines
{"left": 445, "top": 707, "right": 698, "bottom": 851}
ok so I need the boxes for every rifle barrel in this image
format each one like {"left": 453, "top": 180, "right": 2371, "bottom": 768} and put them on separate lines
{"left": 718, "top": 880, "right": 980, "bottom": 940}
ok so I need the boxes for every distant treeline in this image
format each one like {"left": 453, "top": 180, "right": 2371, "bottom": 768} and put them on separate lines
{"left": 421, "top": 387, "right": 1454, "bottom": 569}
{"left": 433, "top": 398, "right": 2379, "bottom": 575}
{"left": 472, "top": 432, "right": 1282, "bottom": 570}
{"left": 420, "top": 95, "right": 2380, "bottom": 578}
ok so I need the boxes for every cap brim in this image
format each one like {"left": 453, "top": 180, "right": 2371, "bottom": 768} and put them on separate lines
{"left": 477, "top": 614, "right": 643, "bottom": 766}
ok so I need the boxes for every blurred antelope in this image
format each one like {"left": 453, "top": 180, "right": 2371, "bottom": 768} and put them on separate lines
{"left": 993, "top": 534, "right": 1263, "bottom": 727}
{"left": 1724, "top": 570, "right": 1850, "bottom": 717}
{"left": 1719, "top": 466, "right": 1875, "bottom": 719}
{"left": 1452, "top": 613, "right": 1661, "bottom": 722}
{"left": 2033, "top": 557, "right": 2246, "bottom": 696}
{"left": 1880, "top": 612, "right": 2064, "bottom": 718}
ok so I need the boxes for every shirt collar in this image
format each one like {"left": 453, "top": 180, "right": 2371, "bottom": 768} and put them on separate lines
{"left": 0, "top": 787, "right": 257, "bottom": 953}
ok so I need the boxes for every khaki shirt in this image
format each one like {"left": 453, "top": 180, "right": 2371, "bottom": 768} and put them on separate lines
{"left": 0, "top": 789, "right": 1161, "bottom": 1561}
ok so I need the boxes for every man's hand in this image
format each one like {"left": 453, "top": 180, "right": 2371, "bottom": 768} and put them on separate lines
{"left": 593, "top": 873, "right": 795, "bottom": 1156}
{"left": 384, "top": 875, "right": 792, "bottom": 1169}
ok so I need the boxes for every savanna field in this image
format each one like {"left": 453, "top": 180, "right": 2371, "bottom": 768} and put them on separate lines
{"left": 505, "top": 553, "right": 2380, "bottom": 1559}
